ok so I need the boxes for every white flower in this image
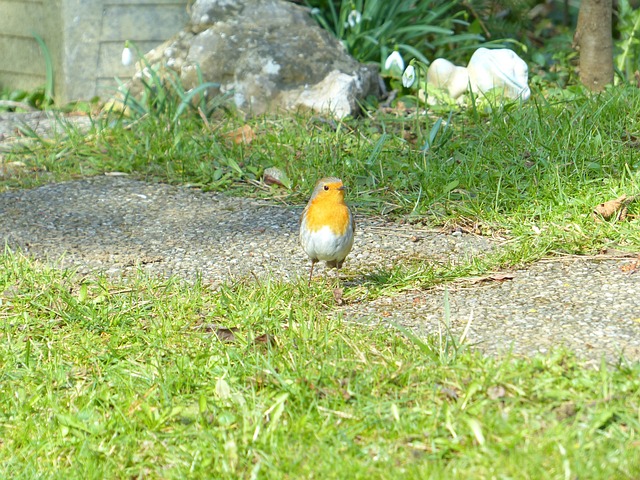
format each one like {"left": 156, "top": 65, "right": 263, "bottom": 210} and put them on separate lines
{"left": 384, "top": 51, "right": 404, "bottom": 72}
{"left": 402, "top": 65, "right": 416, "bottom": 88}
{"left": 121, "top": 46, "right": 134, "bottom": 67}
{"left": 347, "top": 10, "right": 362, "bottom": 28}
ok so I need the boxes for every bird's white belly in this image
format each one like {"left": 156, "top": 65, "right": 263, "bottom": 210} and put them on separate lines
{"left": 301, "top": 225, "right": 353, "bottom": 261}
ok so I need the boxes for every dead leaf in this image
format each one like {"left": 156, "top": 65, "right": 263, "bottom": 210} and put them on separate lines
{"left": 380, "top": 101, "right": 411, "bottom": 116}
{"left": 204, "top": 324, "right": 277, "bottom": 346}
{"left": 205, "top": 324, "right": 238, "bottom": 342}
{"left": 620, "top": 256, "right": 640, "bottom": 274}
{"left": 468, "top": 273, "right": 515, "bottom": 284}
{"left": 487, "top": 385, "right": 506, "bottom": 400}
{"left": 402, "top": 129, "right": 418, "bottom": 144}
{"left": 437, "top": 384, "right": 459, "bottom": 400}
{"left": 224, "top": 125, "right": 256, "bottom": 145}
{"left": 337, "top": 379, "right": 354, "bottom": 401}
{"left": 255, "top": 333, "right": 276, "bottom": 346}
{"left": 263, "top": 167, "right": 290, "bottom": 188}
{"left": 622, "top": 130, "right": 640, "bottom": 148}
{"left": 333, "top": 287, "right": 344, "bottom": 306}
{"left": 592, "top": 194, "right": 637, "bottom": 222}
{"left": 215, "top": 327, "right": 238, "bottom": 342}
{"left": 489, "top": 273, "right": 514, "bottom": 281}
{"left": 554, "top": 401, "right": 577, "bottom": 420}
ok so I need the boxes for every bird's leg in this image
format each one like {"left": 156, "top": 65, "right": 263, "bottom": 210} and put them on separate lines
{"left": 308, "top": 260, "right": 316, "bottom": 286}
{"left": 334, "top": 267, "right": 342, "bottom": 289}
{"left": 335, "top": 260, "right": 344, "bottom": 286}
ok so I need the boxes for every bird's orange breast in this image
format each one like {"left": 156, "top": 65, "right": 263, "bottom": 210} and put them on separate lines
{"left": 304, "top": 198, "right": 351, "bottom": 236}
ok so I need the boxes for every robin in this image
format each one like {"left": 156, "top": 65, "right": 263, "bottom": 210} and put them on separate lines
{"left": 300, "top": 177, "right": 355, "bottom": 285}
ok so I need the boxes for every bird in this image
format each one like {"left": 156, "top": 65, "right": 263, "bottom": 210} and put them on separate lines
{"left": 300, "top": 177, "right": 355, "bottom": 285}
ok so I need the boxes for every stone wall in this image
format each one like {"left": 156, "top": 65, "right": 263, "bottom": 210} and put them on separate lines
{"left": 0, "top": 0, "right": 188, "bottom": 104}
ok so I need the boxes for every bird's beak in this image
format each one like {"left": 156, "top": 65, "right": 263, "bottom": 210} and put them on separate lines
{"left": 338, "top": 185, "right": 346, "bottom": 191}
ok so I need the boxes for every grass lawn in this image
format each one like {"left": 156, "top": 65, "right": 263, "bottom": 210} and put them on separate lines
{"left": 1, "top": 253, "right": 639, "bottom": 479}
{"left": 1, "top": 83, "right": 640, "bottom": 478}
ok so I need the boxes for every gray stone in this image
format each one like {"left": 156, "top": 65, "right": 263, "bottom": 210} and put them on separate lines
{"left": 126, "top": 0, "right": 380, "bottom": 118}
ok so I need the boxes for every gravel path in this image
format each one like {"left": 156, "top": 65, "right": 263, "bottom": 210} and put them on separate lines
{"left": 0, "top": 176, "right": 492, "bottom": 281}
{"left": 345, "top": 258, "right": 640, "bottom": 366}
{"left": 1, "top": 175, "right": 639, "bottom": 365}
{"left": 1, "top": 112, "right": 639, "bottom": 365}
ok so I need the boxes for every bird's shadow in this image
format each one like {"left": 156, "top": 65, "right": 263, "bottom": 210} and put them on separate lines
{"left": 341, "top": 262, "right": 435, "bottom": 291}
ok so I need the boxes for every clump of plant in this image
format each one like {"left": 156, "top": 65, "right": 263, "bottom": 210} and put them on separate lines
{"left": 615, "top": 0, "right": 640, "bottom": 83}
{"left": 0, "top": 87, "right": 53, "bottom": 112}
{"left": 112, "top": 42, "right": 230, "bottom": 125}
{"left": 305, "top": 0, "right": 485, "bottom": 66}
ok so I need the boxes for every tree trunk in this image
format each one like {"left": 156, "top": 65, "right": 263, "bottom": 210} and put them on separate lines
{"left": 573, "top": 0, "right": 613, "bottom": 91}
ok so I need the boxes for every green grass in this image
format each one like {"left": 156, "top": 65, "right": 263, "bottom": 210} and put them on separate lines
{"left": 1, "top": 251, "right": 639, "bottom": 478}
{"left": 2, "top": 79, "right": 640, "bottom": 477}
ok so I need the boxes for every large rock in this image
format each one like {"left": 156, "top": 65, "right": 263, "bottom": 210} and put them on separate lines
{"left": 126, "top": 0, "right": 380, "bottom": 118}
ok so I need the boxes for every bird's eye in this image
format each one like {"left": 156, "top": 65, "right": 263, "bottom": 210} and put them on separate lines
{"left": 323, "top": 185, "right": 329, "bottom": 191}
